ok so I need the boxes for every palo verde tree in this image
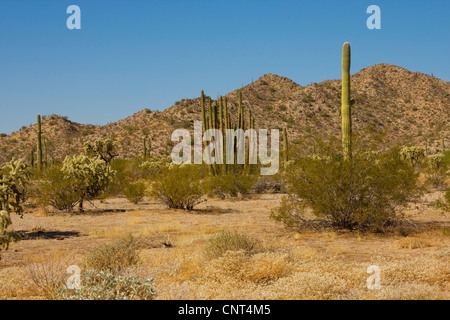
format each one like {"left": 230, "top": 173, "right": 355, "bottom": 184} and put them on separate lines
{"left": 0, "top": 159, "right": 30, "bottom": 250}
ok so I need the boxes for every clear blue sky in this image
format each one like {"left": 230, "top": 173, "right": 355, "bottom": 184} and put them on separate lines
{"left": 1, "top": 0, "right": 449, "bottom": 134}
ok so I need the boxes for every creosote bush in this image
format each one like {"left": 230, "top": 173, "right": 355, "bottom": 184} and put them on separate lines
{"left": 204, "top": 230, "right": 259, "bottom": 259}
{"left": 151, "top": 165, "right": 205, "bottom": 210}
{"left": 205, "top": 173, "right": 258, "bottom": 198}
{"left": 85, "top": 235, "right": 140, "bottom": 272}
{"left": 36, "top": 165, "right": 80, "bottom": 211}
{"left": 271, "top": 139, "right": 421, "bottom": 230}
{"left": 124, "top": 182, "right": 147, "bottom": 204}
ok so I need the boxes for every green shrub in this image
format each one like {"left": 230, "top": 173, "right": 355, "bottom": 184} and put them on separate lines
{"left": 151, "top": 165, "right": 205, "bottom": 210}
{"left": 54, "top": 269, "right": 155, "bottom": 300}
{"left": 37, "top": 165, "right": 81, "bottom": 211}
{"left": 204, "top": 231, "right": 259, "bottom": 259}
{"left": 85, "top": 235, "right": 140, "bottom": 272}
{"left": 205, "top": 173, "right": 257, "bottom": 198}
{"left": 445, "top": 188, "right": 450, "bottom": 206}
{"left": 271, "top": 141, "right": 421, "bottom": 230}
{"left": 124, "top": 182, "right": 147, "bottom": 204}
{"left": 253, "top": 176, "right": 282, "bottom": 194}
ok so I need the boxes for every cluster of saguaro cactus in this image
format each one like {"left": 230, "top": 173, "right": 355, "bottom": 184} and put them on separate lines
{"left": 200, "top": 90, "right": 263, "bottom": 175}
{"left": 36, "top": 115, "right": 43, "bottom": 170}
{"left": 341, "top": 42, "right": 352, "bottom": 160}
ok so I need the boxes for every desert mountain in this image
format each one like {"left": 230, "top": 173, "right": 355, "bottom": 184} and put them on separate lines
{"left": 1, "top": 64, "right": 449, "bottom": 164}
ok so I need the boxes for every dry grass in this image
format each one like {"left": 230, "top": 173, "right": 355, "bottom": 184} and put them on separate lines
{"left": 0, "top": 194, "right": 449, "bottom": 300}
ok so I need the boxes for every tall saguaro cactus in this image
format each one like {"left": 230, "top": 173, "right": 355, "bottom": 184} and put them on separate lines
{"left": 143, "top": 137, "right": 148, "bottom": 158}
{"left": 37, "top": 114, "right": 43, "bottom": 170}
{"left": 341, "top": 42, "right": 352, "bottom": 160}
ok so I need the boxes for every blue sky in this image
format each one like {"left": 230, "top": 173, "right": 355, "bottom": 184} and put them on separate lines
{"left": 0, "top": 0, "right": 449, "bottom": 134}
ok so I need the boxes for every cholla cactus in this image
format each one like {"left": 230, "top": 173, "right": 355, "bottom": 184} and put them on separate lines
{"left": 140, "top": 158, "right": 168, "bottom": 178}
{"left": 400, "top": 146, "right": 426, "bottom": 167}
{"left": 0, "top": 159, "right": 30, "bottom": 250}
{"left": 62, "top": 155, "right": 115, "bottom": 211}
{"left": 83, "top": 139, "right": 118, "bottom": 164}
{"left": 426, "top": 154, "right": 445, "bottom": 169}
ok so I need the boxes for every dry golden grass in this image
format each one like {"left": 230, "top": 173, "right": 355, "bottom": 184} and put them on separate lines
{"left": 0, "top": 194, "right": 449, "bottom": 300}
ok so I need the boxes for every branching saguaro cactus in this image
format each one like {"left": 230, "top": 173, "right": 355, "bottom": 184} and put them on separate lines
{"left": 37, "top": 115, "right": 43, "bottom": 170}
{"left": 341, "top": 42, "right": 352, "bottom": 160}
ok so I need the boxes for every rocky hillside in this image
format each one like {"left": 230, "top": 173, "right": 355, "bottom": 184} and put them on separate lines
{"left": 1, "top": 64, "right": 449, "bottom": 164}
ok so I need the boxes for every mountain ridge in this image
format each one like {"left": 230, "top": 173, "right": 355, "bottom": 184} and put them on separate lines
{"left": 1, "top": 63, "right": 449, "bottom": 164}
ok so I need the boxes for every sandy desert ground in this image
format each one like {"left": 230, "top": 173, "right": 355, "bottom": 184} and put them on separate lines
{"left": 0, "top": 193, "right": 448, "bottom": 300}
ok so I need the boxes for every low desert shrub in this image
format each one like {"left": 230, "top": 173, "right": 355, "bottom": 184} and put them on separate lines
{"left": 27, "top": 258, "right": 68, "bottom": 298}
{"left": 85, "top": 235, "right": 140, "bottom": 272}
{"left": 396, "top": 237, "right": 434, "bottom": 249}
{"left": 205, "top": 173, "right": 257, "bottom": 198}
{"left": 54, "top": 269, "right": 155, "bottom": 300}
{"left": 271, "top": 140, "right": 421, "bottom": 230}
{"left": 151, "top": 165, "right": 205, "bottom": 210}
{"left": 253, "top": 176, "right": 282, "bottom": 194}
{"left": 36, "top": 165, "right": 81, "bottom": 211}
{"left": 204, "top": 231, "right": 259, "bottom": 259}
{"left": 124, "top": 182, "right": 147, "bottom": 204}
{"left": 239, "top": 252, "right": 292, "bottom": 283}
